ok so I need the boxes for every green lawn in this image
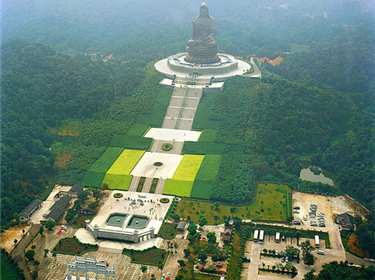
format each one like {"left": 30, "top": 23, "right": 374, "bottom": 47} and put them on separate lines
{"left": 250, "top": 183, "right": 291, "bottom": 222}
{"left": 163, "top": 180, "right": 194, "bottom": 197}
{"left": 198, "top": 129, "right": 217, "bottom": 142}
{"left": 192, "top": 93, "right": 220, "bottom": 130}
{"left": 102, "top": 174, "right": 133, "bottom": 190}
{"left": 126, "top": 124, "right": 150, "bottom": 136}
{"left": 190, "top": 180, "right": 215, "bottom": 200}
{"left": 227, "top": 232, "right": 242, "bottom": 280}
{"left": 136, "top": 87, "right": 173, "bottom": 127}
{"left": 190, "top": 155, "right": 222, "bottom": 199}
{"left": 81, "top": 147, "right": 124, "bottom": 187}
{"left": 194, "top": 155, "right": 221, "bottom": 181}
{"left": 109, "top": 135, "right": 153, "bottom": 150}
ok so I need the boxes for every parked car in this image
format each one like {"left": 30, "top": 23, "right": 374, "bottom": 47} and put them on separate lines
{"left": 317, "top": 250, "right": 325, "bottom": 255}
{"left": 281, "top": 257, "right": 285, "bottom": 263}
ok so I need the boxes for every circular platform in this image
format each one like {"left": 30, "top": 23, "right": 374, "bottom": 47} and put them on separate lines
{"left": 154, "top": 52, "right": 251, "bottom": 81}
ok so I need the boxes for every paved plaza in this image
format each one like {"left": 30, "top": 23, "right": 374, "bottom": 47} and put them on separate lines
{"left": 145, "top": 128, "right": 201, "bottom": 142}
{"left": 78, "top": 191, "right": 173, "bottom": 246}
{"left": 130, "top": 153, "right": 183, "bottom": 179}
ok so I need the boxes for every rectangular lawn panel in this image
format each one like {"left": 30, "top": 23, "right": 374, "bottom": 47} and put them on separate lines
{"left": 195, "top": 155, "right": 222, "bottom": 181}
{"left": 192, "top": 93, "right": 220, "bottom": 130}
{"left": 163, "top": 180, "right": 194, "bottom": 197}
{"left": 157, "top": 222, "right": 177, "bottom": 239}
{"left": 109, "top": 135, "right": 152, "bottom": 150}
{"left": 198, "top": 129, "right": 218, "bottom": 142}
{"left": 190, "top": 180, "right": 214, "bottom": 200}
{"left": 250, "top": 183, "right": 292, "bottom": 222}
{"left": 82, "top": 147, "right": 124, "bottom": 187}
{"left": 182, "top": 142, "right": 226, "bottom": 155}
{"left": 137, "top": 87, "right": 173, "bottom": 127}
{"left": 106, "top": 149, "right": 145, "bottom": 175}
{"left": 172, "top": 154, "right": 204, "bottom": 181}
{"left": 190, "top": 155, "right": 222, "bottom": 199}
{"left": 82, "top": 171, "right": 106, "bottom": 188}
{"left": 126, "top": 124, "right": 150, "bottom": 136}
{"left": 102, "top": 174, "right": 132, "bottom": 190}
{"left": 122, "top": 246, "right": 168, "bottom": 266}
{"left": 52, "top": 237, "right": 98, "bottom": 255}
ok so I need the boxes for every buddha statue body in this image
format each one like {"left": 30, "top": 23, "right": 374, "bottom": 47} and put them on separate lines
{"left": 185, "top": 3, "right": 220, "bottom": 64}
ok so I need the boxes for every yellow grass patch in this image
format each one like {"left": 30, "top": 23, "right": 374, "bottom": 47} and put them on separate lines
{"left": 106, "top": 149, "right": 145, "bottom": 175}
{"left": 172, "top": 155, "right": 204, "bottom": 181}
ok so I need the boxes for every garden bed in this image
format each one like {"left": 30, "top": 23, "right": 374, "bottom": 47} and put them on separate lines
{"left": 122, "top": 246, "right": 168, "bottom": 266}
{"left": 150, "top": 178, "right": 158, "bottom": 193}
{"left": 157, "top": 222, "right": 177, "bottom": 239}
{"left": 72, "top": 214, "right": 95, "bottom": 228}
{"left": 137, "top": 177, "right": 146, "bottom": 192}
{"left": 162, "top": 143, "right": 173, "bottom": 151}
{"left": 52, "top": 237, "right": 98, "bottom": 256}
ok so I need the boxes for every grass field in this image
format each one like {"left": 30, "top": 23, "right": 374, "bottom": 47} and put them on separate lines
{"left": 227, "top": 233, "right": 242, "bottom": 280}
{"left": 190, "top": 155, "right": 222, "bottom": 199}
{"left": 190, "top": 180, "right": 214, "bottom": 200}
{"left": 198, "top": 129, "right": 217, "bottom": 142}
{"left": 126, "top": 124, "right": 150, "bottom": 136}
{"left": 102, "top": 149, "right": 145, "bottom": 190}
{"left": 82, "top": 147, "right": 124, "bottom": 187}
{"left": 109, "top": 135, "right": 152, "bottom": 150}
{"left": 163, "top": 180, "right": 194, "bottom": 197}
{"left": 172, "top": 155, "right": 204, "bottom": 181}
{"left": 168, "top": 198, "right": 252, "bottom": 225}
{"left": 194, "top": 155, "right": 221, "bottom": 181}
{"left": 250, "top": 183, "right": 291, "bottom": 221}
{"left": 182, "top": 141, "right": 226, "bottom": 155}
{"left": 192, "top": 93, "right": 220, "bottom": 130}
{"left": 169, "top": 183, "right": 292, "bottom": 224}
{"left": 102, "top": 174, "right": 133, "bottom": 190}
{"left": 137, "top": 87, "right": 173, "bottom": 127}
{"left": 163, "top": 155, "right": 204, "bottom": 197}
{"left": 105, "top": 149, "right": 145, "bottom": 175}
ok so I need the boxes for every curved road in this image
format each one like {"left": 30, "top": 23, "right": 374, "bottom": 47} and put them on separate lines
{"left": 244, "top": 57, "right": 262, "bottom": 78}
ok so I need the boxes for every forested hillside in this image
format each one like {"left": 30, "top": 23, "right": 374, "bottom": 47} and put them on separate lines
{"left": 0, "top": 39, "right": 163, "bottom": 227}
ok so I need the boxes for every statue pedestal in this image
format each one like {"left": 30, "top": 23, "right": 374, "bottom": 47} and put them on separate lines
{"left": 185, "top": 46, "right": 220, "bottom": 64}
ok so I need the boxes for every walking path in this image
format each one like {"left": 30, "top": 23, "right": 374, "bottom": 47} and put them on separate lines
{"left": 244, "top": 57, "right": 262, "bottom": 78}
{"left": 10, "top": 224, "right": 41, "bottom": 280}
{"left": 129, "top": 79, "right": 207, "bottom": 195}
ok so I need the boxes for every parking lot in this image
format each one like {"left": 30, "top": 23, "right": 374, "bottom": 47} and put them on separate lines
{"left": 241, "top": 192, "right": 358, "bottom": 279}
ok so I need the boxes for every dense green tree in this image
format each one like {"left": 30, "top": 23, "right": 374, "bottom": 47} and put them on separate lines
{"left": 25, "top": 250, "right": 35, "bottom": 261}
{"left": 206, "top": 232, "right": 217, "bottom": 244}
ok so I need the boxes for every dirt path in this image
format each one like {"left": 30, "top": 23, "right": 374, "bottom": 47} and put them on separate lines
{"left": 1, "top": 224, "right": 32, "bottom": 253}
